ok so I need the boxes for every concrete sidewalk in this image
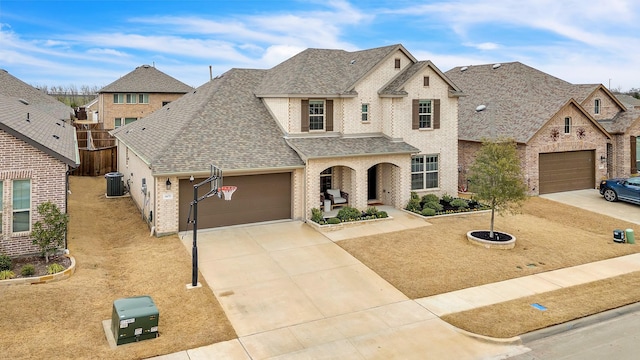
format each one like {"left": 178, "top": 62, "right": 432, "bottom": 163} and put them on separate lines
{"left": 151, "top": 205, "right": 639, "bottom": 359}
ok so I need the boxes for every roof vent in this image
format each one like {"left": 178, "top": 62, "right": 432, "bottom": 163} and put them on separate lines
{"left": 492, "top": 63, "right": 501, "bottom": 69}
{"left": 350, "top": 59, "right": 356, "bottom": 65}
{"left": 52, "top": 135, "right": 59, "bottom": 139}
{"left": 26, "top": 113, "right": 30, "bottom": 122}
{"left": 19, "top": 98, "right": 29, "bottom": 105}
{"left": 461, "top": 66, "right": 468, "bottom": 72}
{"left": 476, "top": 104, "right": 487, "bottom": 112}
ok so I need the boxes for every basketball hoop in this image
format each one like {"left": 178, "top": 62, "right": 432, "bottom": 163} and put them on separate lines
{"left": 218, "top": 186, "right": 237, "bottom": 201}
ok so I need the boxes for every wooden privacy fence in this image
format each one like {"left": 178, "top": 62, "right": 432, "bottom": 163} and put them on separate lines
{"left": 71, "top": 146, "right": 117, "bottom": 176}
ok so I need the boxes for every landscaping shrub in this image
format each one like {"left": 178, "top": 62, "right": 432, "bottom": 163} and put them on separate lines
{"left": 336, "top": 206, "right": 361, "bottom": 222}
{"left": 365, "top": 206, "right": 378, "bottom": 216}
{"left": 0, "top": 253, "right": 11, "bottom": 271}
{"left": 420, "top": 194, "right": 439, "bottom": 205}
{"left": 0, "top": 270, "right": 15, "bottom": 280}
{"left": 423, "top": 201, "right": 443, "bottom": 212}
{"left": 327, "top": 217, "right": 341, "bottom": 225}
{"left": 450, "top": 198, "right": 469, "bottom": 210}
{"left": 21, "top": 264, "right": 36, "bottom": 277}
{"left": 311, "top": 208, "right": 324, "bottom": 223}
{"left": 376, "top": 211, "right": 388, "bottom": 218}
{"left": 441, "top": 193, "right": 454, "bottom": 204}
{"left": 47, "top": 263, "right": 65, "bottom": 274}
{"left": 421, "top": 208, "right": 436, "bottom": 216}
{"left": 405, "top": 197, "right": 421, "bottom": 213}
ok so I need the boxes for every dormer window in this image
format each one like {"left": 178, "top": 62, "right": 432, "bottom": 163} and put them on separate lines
{"left": 395, "top": 58, "right": 401, "bottom": 69}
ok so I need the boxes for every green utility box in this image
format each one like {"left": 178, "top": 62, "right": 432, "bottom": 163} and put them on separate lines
{"left": 626, "top": 229, "right": 635, "bottom": 244}
{"left": 111, "top": 296, "right": 159, "bottom": 345}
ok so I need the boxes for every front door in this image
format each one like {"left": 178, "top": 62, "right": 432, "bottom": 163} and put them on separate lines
{"left": 368, "top": 166, "right": 377, "bottom": 201}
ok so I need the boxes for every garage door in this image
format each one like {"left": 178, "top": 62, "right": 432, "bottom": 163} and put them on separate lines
{"left": 539, "top": 151, "right": 594, "bottom": 194}
{"left": 179, "top": 173, "right": 291, "bottom": 231}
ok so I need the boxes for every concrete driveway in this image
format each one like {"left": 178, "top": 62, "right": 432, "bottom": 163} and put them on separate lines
{"left": 540, "top": 189, "right": 640, "bottom": 225}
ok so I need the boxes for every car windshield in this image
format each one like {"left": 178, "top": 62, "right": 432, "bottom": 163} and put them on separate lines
{"left": 627, "top": 178, "right": 640, "bottom": 186}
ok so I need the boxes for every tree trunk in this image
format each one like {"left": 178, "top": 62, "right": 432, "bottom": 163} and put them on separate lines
{"left": 490, "top": 199, "right": 496, "bottom": 238}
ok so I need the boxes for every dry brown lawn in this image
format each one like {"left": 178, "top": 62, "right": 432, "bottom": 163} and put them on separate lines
{"left": 0, "top": 176, "right": 236, "bottom": 360}
{"left": 338, "top": 197, "right": 640, "bottom": 337}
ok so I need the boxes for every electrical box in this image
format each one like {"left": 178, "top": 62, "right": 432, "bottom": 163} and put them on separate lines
{"left": 111, "top": 296, "right": 159, "bottom": 345}
{"left": 613, "top": 229, "right": 625, "bottom": 243}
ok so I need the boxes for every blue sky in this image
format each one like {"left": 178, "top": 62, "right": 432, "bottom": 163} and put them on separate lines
{"left": 1, "top": 0, "right": 639, "bottom": 91}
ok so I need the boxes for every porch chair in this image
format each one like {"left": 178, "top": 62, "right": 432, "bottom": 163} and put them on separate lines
{"left": 326, "top": 189, "right": 349, "bottom": 209}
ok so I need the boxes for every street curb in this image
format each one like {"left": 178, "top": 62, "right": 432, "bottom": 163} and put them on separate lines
{"left": 455, "top": 328, "right": 523, "bottom": 346}
{"left": 519, "top": 302, "right": 640, "bottom": 343}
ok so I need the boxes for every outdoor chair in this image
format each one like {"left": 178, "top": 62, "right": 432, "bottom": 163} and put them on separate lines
{"left": 326, "top": 189, "right": 349, "bottom": 209}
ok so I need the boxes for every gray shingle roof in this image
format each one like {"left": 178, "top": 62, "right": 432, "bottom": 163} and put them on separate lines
{"left": 380, "top": 61, "right": 463, "bottom": 96}
{"left": 111, "top": 68, "right": 304, "bottom": 176}
{"left": 255, "top": 44, "right": 405, "bottom": 96}
{"left": 0, "top": 69, "right": 73, "bottom": 120}
{"left": 99, "top": 65, "right": 194, "bottom": 94}
{"left": 615, "top": 94, "right": 640, "bottom": 109}
{"left": 445, "top": 62, "right": 603, "bottom": 143}
{"left": 0, "top": 94, "right": 79, "bottom": 167}
{"left": 600, "top": 108, "right": 640, "bottom": 134}
{"left": 286, "top": 136, "right": 419, "bottom": 160}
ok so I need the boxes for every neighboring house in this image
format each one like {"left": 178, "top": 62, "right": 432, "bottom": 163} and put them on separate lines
{"left": 111, "top": 44, "right": 462, "bottom": 235}
{"left": 446, "top": 62, "right": 615, "bottom": 195}
{"left": 602, "top": 95, "right": 640, "bottom": 176}
{"left": 79, "top": 96, "right": 99, "bottom": 123}
{"left": 0, "top": 74, "right": 79, "bottom": 256}
{"left": 97, "top": 65, "right": 193, "bottom": 129}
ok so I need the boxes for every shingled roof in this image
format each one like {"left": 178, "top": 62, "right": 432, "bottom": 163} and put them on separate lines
{"left": 286, "top": 136, "right": 418, "bottom": 160}
{"left": 0, "top": 69, "right": 73, "bottom": 120}
{"left": 111, "top": 68, "right": 304, "bottom": 176}
{"left": 99, "top": 65, "right": 194, "bottom": 94}
{"left": 445, "top": 62, "right": 606, "bottom": 143}
{"left": 255, "top": 44, "right": 410, "bottom": 96}
{"left": 0, "top": 94, "right": 79, "bottom": 167}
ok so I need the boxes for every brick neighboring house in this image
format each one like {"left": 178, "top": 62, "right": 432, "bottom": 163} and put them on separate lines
{"left": 97, "top": 65, "right": 193, "bottom": 129}
{"left": 604, "top": 95, "right": 640, "bottom": 176}
{"left": 0, "top": 70, "right": 79, "bottom": 257}
{"left": 446, "top": 62, "right": 614, "bottom": 195}
{"left": 111, "top": 44, "right": 462, "bottom": 235}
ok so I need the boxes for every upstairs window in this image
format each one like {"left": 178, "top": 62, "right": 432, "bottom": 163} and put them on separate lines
{"left": 309, "top": 100, "right": 325, "bottom": 130}
{"left": 594, "top": 99, "right": 601, "bottom": 114}
{"left": 126, "top": 93, "right": 137, "bottom": 104}
{"left": 12, "top": 179, "right": 31, "bottom": 233}
{"left": 418, "top": 100, "right": 432, "bottom": 129}
{"left": 411, "top": 155, "right": 439, "bottom": 190}
{"left": 361, "top": 103, "right": 369, "bottom": 122}
{"left": 423, "top": 76, "right": 430, "bottom": 86}
{"left": 395, "top": 58, "right": 401, "bottom": 69}
{"left": 138, "top": 93, "right": 149, "bottom": 104}
{"left": 113, "top": 94, "right": 124, "bottom": 104}
{"left": 564, "top": 117, "right": 572, "bottom": 134}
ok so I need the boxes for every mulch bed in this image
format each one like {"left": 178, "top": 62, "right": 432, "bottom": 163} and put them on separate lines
{"left": 10, "top": 254, "right": 71, "bottom": 278}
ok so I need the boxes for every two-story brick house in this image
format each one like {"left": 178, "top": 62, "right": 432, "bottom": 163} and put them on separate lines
{"left": 446, "top": 62, "right": 620, "bottom": 195}
{"left": 97, "top": 65, "right": 193, "bottom": 129}
{"left": 0, "top": 70, "right": 79, "bottom": 256}
{"left": 111, "top": 44, "right": 462, "bottom": 235}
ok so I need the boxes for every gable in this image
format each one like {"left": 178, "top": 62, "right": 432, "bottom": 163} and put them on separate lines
{"left": 531, "top": 100, "right": 610, "bottom": 144}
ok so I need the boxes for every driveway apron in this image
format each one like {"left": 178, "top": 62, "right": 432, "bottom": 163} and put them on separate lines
{"left": 179, "top": 211, "right": 527, "bottom": 359}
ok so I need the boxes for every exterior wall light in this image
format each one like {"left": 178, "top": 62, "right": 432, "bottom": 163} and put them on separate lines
{"left": 166, "top": 178, "right": 172, "bottom": 190}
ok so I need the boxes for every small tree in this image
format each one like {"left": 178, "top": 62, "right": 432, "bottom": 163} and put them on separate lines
{"left": 468, "top": 138, "right": 527, "bottom": 238}
{"left": 32, "top": 202, "right": 69, "bottom": 263}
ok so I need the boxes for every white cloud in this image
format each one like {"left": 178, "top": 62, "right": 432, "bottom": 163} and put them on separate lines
{"left": 86, "top": 48, "right": 129, "bottom": 57}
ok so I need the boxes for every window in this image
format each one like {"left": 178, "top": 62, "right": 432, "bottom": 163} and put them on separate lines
{"left": 395, "top": 58, "right": 401, "bottom": 69}
{"left": 411, "top": 155, "right": 439, "bottom": 190}
{"left": 113, "top": 94, "right": 124, "bottom": 104}
{"left": 564, "top": 117, "right": 572, "bottom": 134}
{"left": 12, "top": 179, "right": 30, "bottom": 233}
{"left": 320, "top": 168, "right": 332, "bottom": 193}
{"left": 126, "top": 93, "right": 137, "bottom": 104}
{"left": 138, "top": 93, "right": 149, "bottom": 104}
{"left": 125, "top": 117, "right": 137, "bottom": 125}
{"left": 115, "top": 118, "right": 137, "bottom": 128}
{"left": 418, "top": 100, "right": 432, "bottom": 129}
{"left": 594, "top": 99, "right": 601, "bottom": 114}
{"left": 424, "top": 76, "right": 430, "bottom": 86}
{"left": 361, "top": 103, "right": 369, "bottom": 122}
{"left": 309, "top": 100, "right": 325, "bottom": 130}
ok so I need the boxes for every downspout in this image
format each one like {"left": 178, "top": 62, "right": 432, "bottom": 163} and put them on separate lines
{"left": 64, "top": 166, "right": 70, "bottom": 252}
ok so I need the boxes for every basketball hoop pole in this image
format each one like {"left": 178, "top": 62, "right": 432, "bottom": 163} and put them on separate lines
{"left": 189, "top": 165, "right": 223, "bottom": 288}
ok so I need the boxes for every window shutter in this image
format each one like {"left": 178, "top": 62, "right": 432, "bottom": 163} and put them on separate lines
{"left": 326, "top": 100, "right": 333, "bottom": 131}
{"left": 433, "top": 99, "right": 440, "bottom": 129}
{"left": 412, "top": 99, "right": 419, "bottom": 129}
{"left": 301, "top": 100, "right": 309, "bottom": 132}
{"left": 632, "top": 136, "right": 638, "bottom": 174}
{"left": 424, "top": 76, "right": 430, "bottom": 86}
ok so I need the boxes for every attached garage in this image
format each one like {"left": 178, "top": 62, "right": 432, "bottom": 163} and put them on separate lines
{"left": 539, "top": 150, "right": 595, "bottom": 194}
{"left": 179, "top": 172, "right": 292, "bottom": 231}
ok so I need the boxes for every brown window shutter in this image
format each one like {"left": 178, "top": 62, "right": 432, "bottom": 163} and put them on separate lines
{"left": 412, "top": 99, "right": 419, "bottom": 129}
{"left": 301, "top": 99, "right": 309, "bottom": 132}
{"left": 631, "top": 136, "right": 637, "bottom": 174}
{"left": 326, "top": 100, "right": 333, "bottom": 131}
{"left": 433, "top": 99, "right": 440, "bottom": 129}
